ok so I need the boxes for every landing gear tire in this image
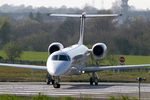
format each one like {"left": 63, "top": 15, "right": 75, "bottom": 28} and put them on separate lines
{"left": 46, "top": 79, "right": 51, "bottom": 85}
{"left": 90, "top": 77, "right": 93, "bottom": 85}
{"left": 52, "top": 76, "right": 60, "bottom": 88}
{"left": 46, "top": 79, "right": 55, "bottom": 85}
{"left": 53, "top": 83, "right": 60, "bottom": 88}
{"left": 90, "top": 72, "right": 99, "bottom": 86}
{"left": 46, "top": 73, "right": 52, "bottom": 85}
{"left": 95, "top": 78, "right": 98, "bottom": 86}
{"left": 51, "top": 80, "right": 54, "bottom": 85}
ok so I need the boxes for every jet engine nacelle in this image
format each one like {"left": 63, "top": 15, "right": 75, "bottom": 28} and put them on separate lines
{"left": 48, "top": 42, "right": 64, "bottom": 54}
{"left": 92, "top": 43, "right": 107, "bottom": 59}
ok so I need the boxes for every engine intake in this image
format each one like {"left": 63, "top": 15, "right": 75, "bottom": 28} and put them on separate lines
{"left": 92, "top": 43, "right": 107, "bottom": 59}
{"left": 48, "top": 42, "right": 64, "bottom": 54}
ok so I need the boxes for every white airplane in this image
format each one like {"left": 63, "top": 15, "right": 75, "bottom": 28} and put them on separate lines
{"left": 0, "top": 12, "right": 150, "bottom": 88}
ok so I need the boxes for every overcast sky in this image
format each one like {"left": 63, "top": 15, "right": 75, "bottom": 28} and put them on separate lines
{"left": 0, "top": 0, "right": 150, "bottom": 10}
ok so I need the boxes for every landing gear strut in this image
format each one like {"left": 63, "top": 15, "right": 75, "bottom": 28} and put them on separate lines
{"left": 90, "top": 72, "right": 99, "bottom": 86}
{"left": 46, "top": 73, "right": 54, "bottom": 85}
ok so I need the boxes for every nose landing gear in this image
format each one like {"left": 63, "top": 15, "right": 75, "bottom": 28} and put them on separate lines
{"left": 46, "top": 72, "right": 61, "bottom": 88}
{"left": 52, "top": 76, "right": 60, "bottom": 88}
{"left": 46, "top": 73, "right": 54, "bottom": 85}
{"left": 53, "top": 82, "right": 60, "bottom": 88}
{"left": 46, "top": 74, "right": 61, "bottom": 88}
{"left": 90, "top": 72, "right": 99, "bottom": 86}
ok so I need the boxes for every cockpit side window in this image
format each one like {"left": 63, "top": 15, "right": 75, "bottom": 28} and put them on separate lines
{"left": 52, "top": 55, "right": 59, "bottom": 60}
{"left": 59, "top": 55, "right": 70, "bottom": 61}
{"left": 67, "top": 55, "right": 71, "bottom": 61}
{"left": 52, "top": 55, "right": 71, "bottom": 61}
{"left": 59, "top": 55, "right": 68, "bottom": 61}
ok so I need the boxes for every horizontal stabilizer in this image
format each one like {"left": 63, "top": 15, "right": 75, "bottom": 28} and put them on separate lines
{"left": 86, "top": 14, "right": 122, "bottom": 18}
{"left": 48, "top": 13, "right": 81, "bottom": 17}
{"left": 48, "top": 13, "right": 122, "bottom": 18}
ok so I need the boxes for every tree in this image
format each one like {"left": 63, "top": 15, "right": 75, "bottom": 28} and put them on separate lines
{"left": 35, "top": 12, "right": 43, "bottom": 22}
{"left": 3, "top": 41, "right": 22, "bottom": 61}
{"left": 29, "top": 12, "right": 34, "bottom": 20}
{"left": 20, "top": 32, "right": 52, "bottom": 51}
{"left": 0, "top": 20, "right": 11, "bottom": 44}
{"left": 55, "top": 18, "right": 79, "bottom": 45}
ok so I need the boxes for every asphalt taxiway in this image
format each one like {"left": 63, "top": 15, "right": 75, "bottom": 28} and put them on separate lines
{"left": 0, "top": 82, "right": 150, "bottom": 99}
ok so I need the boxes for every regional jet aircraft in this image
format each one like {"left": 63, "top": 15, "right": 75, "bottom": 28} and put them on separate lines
{"left": 0, "top": 12, "right": 150, "bottom": 88}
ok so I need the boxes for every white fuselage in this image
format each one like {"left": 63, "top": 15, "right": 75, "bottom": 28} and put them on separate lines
{"left": 46, "top": 44, "right": 89, "bottom": 76}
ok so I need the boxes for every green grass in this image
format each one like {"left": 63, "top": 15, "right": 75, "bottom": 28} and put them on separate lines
{"left": 0, "top": 95, "right": 93, "bottom": 100}
{"left": 99, "top": 70, "right": 150, "bottom": 83}
{"left": 125, "top": 55, "right": 150, "bottom": 64}
{"left": 109, "top": 96, "right": 138, "bottom": 100}
{"left": 0, "top": 67, "right": 47, "bottom": 82}
{"left": 0, "top": 51, "right": 6, "bottom": 59}
{"left": 0, "top": 51, "right": 48, "bottom": 61}
{"left": 81, "top": 54, "right": 150, "bottom": 66}
{"left": 0, "top": 95, "right": 139, "bottom": 100}
{"left": 0, "top": 95, "right": 31, "bottom": 100}
{"left": 21, "top": 51, "right": 48, "bottom": 61}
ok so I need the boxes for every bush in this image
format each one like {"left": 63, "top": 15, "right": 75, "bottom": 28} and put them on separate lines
{"left": 3, "top": 41, "right": 22, "bottom": 61}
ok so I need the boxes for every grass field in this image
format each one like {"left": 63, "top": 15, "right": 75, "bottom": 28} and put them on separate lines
{"left": 0, "top": 51, "right": 48, "bottom": 61}
{"left": 0, "top": 95, "right": 138, "bottom": 100}
{"left": 0, "top": 95, "right": 93, "bottom": 100}
{"left": 125, "top": 55, "right": 150, "bottom": 64}
{"left": 0, "top": 50, "right": 149, "bottom": 82}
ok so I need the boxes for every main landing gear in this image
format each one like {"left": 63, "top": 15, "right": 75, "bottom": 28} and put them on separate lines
{"left": 90, "top": 72, "right": 99, "bottom": 86}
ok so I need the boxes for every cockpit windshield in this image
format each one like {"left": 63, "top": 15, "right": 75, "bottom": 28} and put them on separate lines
{"left": 52, "top": 54, "right": 70, "bottom": 61}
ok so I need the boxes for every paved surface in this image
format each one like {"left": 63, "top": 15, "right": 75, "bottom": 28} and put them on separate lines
{"left": 0, "top": 82, "right": 150, "bottom": 99}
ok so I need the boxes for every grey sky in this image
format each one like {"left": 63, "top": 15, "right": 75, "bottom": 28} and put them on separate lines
{"left": 0, "top": 0, "right": 150, "bottom": 10}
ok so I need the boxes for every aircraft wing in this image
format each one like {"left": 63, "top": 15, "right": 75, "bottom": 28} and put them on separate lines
{"left": 81, "top": 64, "right": 150, "bottom": 72}
{"left": 0, "top": 63, "right": 47, "bottom": 70}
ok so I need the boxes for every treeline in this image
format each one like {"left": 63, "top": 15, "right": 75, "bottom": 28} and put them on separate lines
{"left": 0, "top": 4, "right": 98, "bottom": 13}
{"left": 0, "top": 7, "right": 150, "bottom": 55}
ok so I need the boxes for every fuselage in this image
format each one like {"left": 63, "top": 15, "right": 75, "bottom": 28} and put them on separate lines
{"left": 46, "top": 44, "right": 89, "bottom": 76}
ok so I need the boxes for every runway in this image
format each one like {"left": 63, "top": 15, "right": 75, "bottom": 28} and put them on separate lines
{"left": 0, "top": 82, "right": 150, "bottom": 99}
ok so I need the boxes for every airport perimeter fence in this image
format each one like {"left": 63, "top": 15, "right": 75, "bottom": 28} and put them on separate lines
{"left": 112, "top": 68, "right": 150, "bottom": 73}
{"left": 0, "top": 59, "right": 46, "bottom": 66}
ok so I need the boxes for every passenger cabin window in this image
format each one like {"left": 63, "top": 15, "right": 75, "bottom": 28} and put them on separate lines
{"left": 52, "top": 55, "right": 70, "bottom": 61}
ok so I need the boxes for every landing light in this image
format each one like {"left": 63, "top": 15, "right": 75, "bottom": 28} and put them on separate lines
{"left": 82, "top": 71, "right": 85, "bottom": 74}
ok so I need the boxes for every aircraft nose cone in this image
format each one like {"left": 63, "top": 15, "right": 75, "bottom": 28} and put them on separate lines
{"left": 47, "top": 61, "right": 71, "bottom": 76}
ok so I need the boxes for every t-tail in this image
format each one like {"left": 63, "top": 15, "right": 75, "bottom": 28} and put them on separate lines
{"left": 48, "top": 12, "right": 121, "bottom": 45}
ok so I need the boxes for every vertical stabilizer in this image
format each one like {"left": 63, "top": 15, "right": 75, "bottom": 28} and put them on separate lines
{"left": 78, "top": 12, "right": 86, "bottom": 45}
